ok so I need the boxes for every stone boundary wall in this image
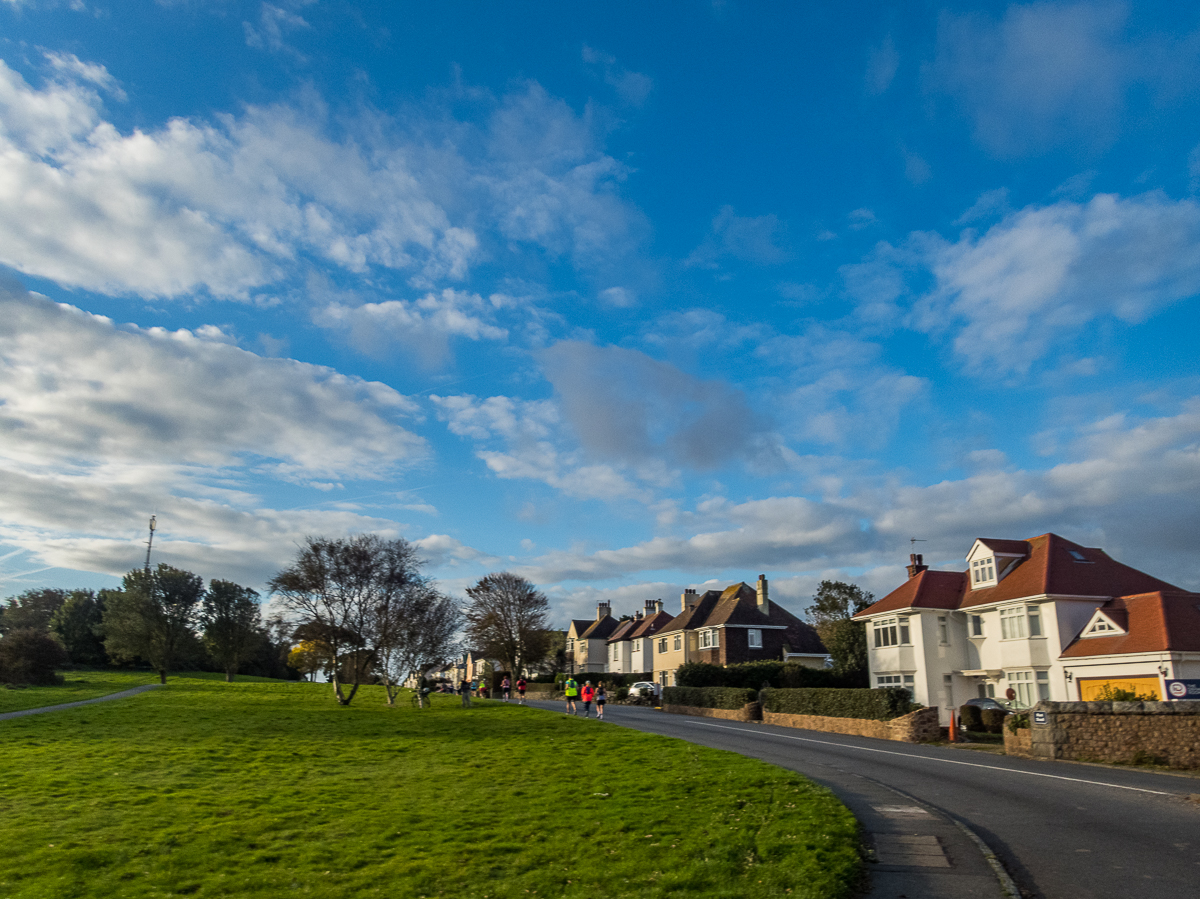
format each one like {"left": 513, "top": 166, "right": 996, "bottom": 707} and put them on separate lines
{"left": 1003, "top": 726, "right": 1032, "bottom": 758}
{"left": 661, "top": 703, "right": 940, "bottom": 742}
{"left": 662, "top": 702, "right": 762, "bottom": 723}
{"left": 1030, "top": 700, "right": 1200, "bottom": 769}
{"left": 763, "top": 706, "right": 940, "bottom": 743}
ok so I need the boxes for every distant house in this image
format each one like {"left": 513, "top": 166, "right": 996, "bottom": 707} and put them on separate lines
{"left": 566, "top": 603, "right": 620, "bottom": 673}
{"left": 650, "top": 576, "right": 828, "bottom": 687}
{"left": 606, "top": 600, "right": 670, "bottom": 675}
{"left": 854, "top": 533, "right": 1200, "bottom": 720}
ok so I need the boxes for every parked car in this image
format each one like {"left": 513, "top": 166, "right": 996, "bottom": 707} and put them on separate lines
{"left": 629, "top": 681, "right": 659, "bottom": 699}
{"left": 963, "top": 697, "right": 1008, "bottom": 711}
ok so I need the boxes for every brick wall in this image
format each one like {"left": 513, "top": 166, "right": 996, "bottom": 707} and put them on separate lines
{"left": 662, "top": 702, "right": 762, "bottom": 722}
{"left": 1029, "top": 700, "right": 1200, "bottom": 769}
{"left": 762, "top": 706, "right": 940, "bottom": 743}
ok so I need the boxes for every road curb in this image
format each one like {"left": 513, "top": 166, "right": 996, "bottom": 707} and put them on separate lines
{"left": 847, "top": 773, "right": 1019, "bottom": 899}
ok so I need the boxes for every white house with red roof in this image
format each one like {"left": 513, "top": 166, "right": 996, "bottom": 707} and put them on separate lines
{"left": 854, "top": 533, "right": 1200, "bottom": 721}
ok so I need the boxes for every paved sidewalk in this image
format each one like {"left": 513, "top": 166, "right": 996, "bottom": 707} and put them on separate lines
{"left": 0, "top": 683, "right": 162, "bottom": 721}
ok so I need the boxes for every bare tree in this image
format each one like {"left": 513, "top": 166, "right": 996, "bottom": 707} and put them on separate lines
{"left": 269, "top": 535, "right": 423, "bottom": 706}
{"left": 374, "top": 583, "right": 460, "bottom": 707}
{"left": 463, "top": 573, "right": 551, "bottom": 682}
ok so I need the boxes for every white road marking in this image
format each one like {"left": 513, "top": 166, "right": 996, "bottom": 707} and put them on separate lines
{"left": 681, "top": 720, "right": 1174, "bottom": 796}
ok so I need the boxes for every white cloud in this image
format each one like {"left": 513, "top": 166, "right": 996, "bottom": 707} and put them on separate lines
{"left": 540, "top": 341, "right": 784, "bottom": 472}
{"left": 915, "top": 192, "right": 1200, "bottom": 374}
{"left": 0, "top": 284, "right": 426, "bottom": 479}
{"left": 515, "top": 401, "right": 1200, "bottom": 592}
{"left": 312, "top": 288, "right": 506, "bottom": 368}
{"left": 244, "top": 2, "right": 311, "bottom": 58}
{"left": 582, "top": 45, "right": 654, "bottom": 107}
{"left": 866, "top": 35, "right": 899, "bottom": 95}
{"left": 930, "top": 2, "right": 1200, "bottom": 156}
{"left": 686, "top": 205, "right": 791, "bottom": 269}
{"left": 429, "top": 393, "right": 647, "bottom": 502}
{"left": 0, "top": 57, "right": 644, "bottom": 300}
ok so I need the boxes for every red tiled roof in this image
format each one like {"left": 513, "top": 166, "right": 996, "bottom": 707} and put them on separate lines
{"left": 975, "top": 538, "right": 1030, "bottom": 555}
{"left": 856, "top": 533, "right": 1182, "bottom": 617}
{"left": 1061, "top": 591, "right": 1200, "bottom": 657}
{"left": 854, "top": 569, "right": 966, "bottom": 618}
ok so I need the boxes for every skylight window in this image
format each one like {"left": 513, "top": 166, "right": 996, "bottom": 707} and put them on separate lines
{"left": 1068, "top": 550, "right": 1091, "bottom": 563}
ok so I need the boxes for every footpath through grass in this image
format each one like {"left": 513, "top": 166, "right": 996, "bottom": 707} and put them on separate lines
{"left": 0, "top": 669, "right": 160, "bottom": 713}
{"left": 1, "top": 677, "right": 860, "bottom": 899}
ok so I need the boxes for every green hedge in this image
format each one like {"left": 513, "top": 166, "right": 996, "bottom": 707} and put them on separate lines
{"left": 675, "top": 660, "right": 845, "bottom": 690}
{"left": 761, "top": 687, "right": 920, "bottom": 721}
{"left": 959, "top": 704, "right": 983, "bottom": 731}
{"left": 980, "top": 708, "right": 1007, "bottom": 733}
{"left": 662, "top": 686, "right": 757, "bottom": 710}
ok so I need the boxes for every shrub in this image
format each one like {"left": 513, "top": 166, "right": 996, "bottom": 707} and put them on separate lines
{"left": 762, "top": 687, "right": 920, "bottom": 721}
{"left": 1094, "top": 684, "right": 1157, "bottom": 701}
{"left": 0, "top": 629, "right": 68, "bottom": 685}
{"left": 980, "top": 708, "right": 1007, "bottom": 733}
{"left": 959, "top": 704, "right": 984, "bottom": 731}
{"left": 662, "top": 686, "right": 757, "bottom": 710}
{"left": 1006, "top": 712, "right": 1029, "bottom": 734}
{"left": 675, "top": 660, "right": 847, "bottom": 690}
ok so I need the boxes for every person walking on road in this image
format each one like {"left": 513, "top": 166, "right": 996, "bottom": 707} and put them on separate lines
{"left": 501, "top": 676, "right": 511, "bottom": 702}
{"left": 516, "top": 677, "right": 527, "bottom": 705}
{"left": 564, "top": 676, "right": 579, "bottom": 714}
{"left": 580, "top": 681, "right": 595, "bottom": 718}
{"left": 595, "top": 683, "right": 607, "bottom": 719}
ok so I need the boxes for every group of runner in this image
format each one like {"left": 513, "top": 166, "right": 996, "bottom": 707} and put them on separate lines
{"left": 560, "top": 676, "right": 606, "bottom": 718}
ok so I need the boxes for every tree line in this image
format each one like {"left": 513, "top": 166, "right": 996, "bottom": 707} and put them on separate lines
{"left": 0, "top": 533, "right": 556, "bottom": 706}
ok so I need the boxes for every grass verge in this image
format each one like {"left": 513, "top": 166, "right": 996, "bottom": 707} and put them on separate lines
{"left": 1, "top": 677, "right": 860, "bottom": 898}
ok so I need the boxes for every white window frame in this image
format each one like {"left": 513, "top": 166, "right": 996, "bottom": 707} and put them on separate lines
{"left": 970, "top": 614, "right": 984, "bottom": 637}
{"left": 971, "top": 556, "right": 997, "bottom": 586}
{"left": 1008, "top": 670, "right": 1035, "bottom": 708}
{"left": 938, "top": 615, "right": 949, "bottom": 644}
{"left": 1036, "top": 670, "right": 1050, "bottom": 701}
{"left": 658, "top": 637, "right": 667, "bottom": 653}
{"left": 673, "top": 634, "right": 681, "bottom": 651}
{"left": 747, "top": 628, "right": 762, "bottom": 648}
{"left": 1027, "top": 605, "right": 1043, "bottom": 637}
{"left": 1000, "top": 606, "right": 1027, "bottom": 640}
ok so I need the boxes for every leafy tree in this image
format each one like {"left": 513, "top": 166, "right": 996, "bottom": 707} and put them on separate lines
{"left": 374, "top": 582, "right": 460, "bottom": 706}
{"left": 0, "top": 629, "right": 69, "bottom": 684}
{"left": 102, "top": 565, "right": 204, "bottom": 684}
{"left": 805, "top": 580, "right": 873, "bottom": 687}
{"left": 288, "top": 640, "right": 328, "bottom": 681}
{"left": 463, "top": 573, "right": 551, "bottom": 683}
{"left": 50, "top": 590, "right": 108, "bottom": 666}
{"left": 200, "top": 580, "right": 262, "bottom": 682}
{"left": 0, "top": 589, "right": 68, "bottom": 635}
{"left": 269, "top": 535, "right": 425, "bottom": 706}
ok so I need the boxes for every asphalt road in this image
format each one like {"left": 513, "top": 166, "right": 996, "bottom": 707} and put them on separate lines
{"left": 531, "top": 700, "right": 1200, "bottom": 899}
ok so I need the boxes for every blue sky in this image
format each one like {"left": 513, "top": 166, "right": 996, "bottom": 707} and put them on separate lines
{"left": 2, "top": 1, "right": 1200, "bottom": 622}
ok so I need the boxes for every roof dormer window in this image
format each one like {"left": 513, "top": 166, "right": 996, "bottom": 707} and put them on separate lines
{"left": 971, "top": 556, "right": 996, "bottom": 587}
{"left": 1080, "top": 610, "right": 1126, "bottom": 638}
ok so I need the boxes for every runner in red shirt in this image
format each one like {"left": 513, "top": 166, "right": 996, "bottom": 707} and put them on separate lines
{"left": 581, "top": 681, "right": 596, "bottom": 718}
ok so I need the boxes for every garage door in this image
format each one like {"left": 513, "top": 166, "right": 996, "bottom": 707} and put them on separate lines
{"left": 1077, "top": 676, "right": 1162, "bottom": 700}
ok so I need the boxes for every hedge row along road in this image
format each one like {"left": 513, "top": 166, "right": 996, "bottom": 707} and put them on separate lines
{"left": 534, "top": 700, "right": 1200, "bottom": 899}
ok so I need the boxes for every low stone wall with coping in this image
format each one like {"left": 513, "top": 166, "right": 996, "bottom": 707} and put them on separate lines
{"left": 763, "top": 706, "right": 940, "bottom": 743}
{"left": 1003, "top": 725, "right": 1032, "bottom": 758}
{"left": 1029, "top": 700, "right": 1200, "bottom": 768}
{"left": 662, "top": 702, "right": 762, "bottom": 722}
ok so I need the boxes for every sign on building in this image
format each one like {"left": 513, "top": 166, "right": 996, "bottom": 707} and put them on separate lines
{"left": 1164, "top": 679, "right": 1200, "bottom": 700}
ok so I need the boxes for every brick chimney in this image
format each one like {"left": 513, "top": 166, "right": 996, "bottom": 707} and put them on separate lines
{"left": 597, "top": 601, "right": 611, "bottom": 620}
{"left": 907, "top": 553, "right": 928, "bottom": 578}
{"left": 756, "top": 574, "right": 769, "bottom": 613}
{"left": 681, "top": 588, "right": 697, "bottom": 611}
{"left": 644, "top": 599, "right": 657, "bottom": 617}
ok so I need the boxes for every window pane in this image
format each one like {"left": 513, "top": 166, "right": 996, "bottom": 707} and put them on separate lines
{"left": 1028, "top": 607, "right": 1042, "bottom": 637}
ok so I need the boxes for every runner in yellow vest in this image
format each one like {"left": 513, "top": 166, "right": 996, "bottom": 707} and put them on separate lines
{"left": 564, "top": 677, "right": 579, "bottom": 715}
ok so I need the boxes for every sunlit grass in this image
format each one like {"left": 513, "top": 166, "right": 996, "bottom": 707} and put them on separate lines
{"left": 1, "top": 678, "right": 860, "bottom": 898}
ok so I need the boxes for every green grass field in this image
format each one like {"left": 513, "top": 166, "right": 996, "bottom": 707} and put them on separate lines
{"left": 1, "top": 677, "right": 861, "bottom": 898}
